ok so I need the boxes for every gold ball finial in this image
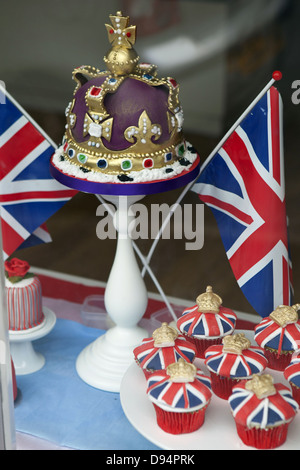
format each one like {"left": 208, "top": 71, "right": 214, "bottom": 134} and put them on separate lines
{"left": 104, "top": 11, "right": 139, "bottom": 76}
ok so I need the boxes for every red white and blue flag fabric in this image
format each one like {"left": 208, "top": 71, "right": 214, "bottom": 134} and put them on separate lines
{"left": 0, "top": 86, "right": 77, "bottom": 258}
{"left": 192, "top": 85, "right": 292, "bottom": 317}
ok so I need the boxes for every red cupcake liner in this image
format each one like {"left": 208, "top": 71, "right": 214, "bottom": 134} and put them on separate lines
{"left": 209, "top": 371, "right": 241, "bottom": 400}
{"left": 263, "top": 348, "right": 293, "bottom": 371}
{"left": 153, "top": 403, "right": 207, "bottom": 434}
{"left": 183, "top": 334, "right": 223, "bottom": 359}
{"left": 235, "top": 422, "right": 289, "bottom": 449}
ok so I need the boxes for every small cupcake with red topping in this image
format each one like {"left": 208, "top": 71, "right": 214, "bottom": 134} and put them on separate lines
{"left": 284, "top": 351, "right": 300, "bottom": 405}
{"left": 229, "top": 374, "right": 298, "bottom": 449}
{"left": 133, "top": 322, "right": 197, "bottom": 379}
{"left": 254, "top": 303, "right": 300, "bottom": 371}
{"left": 176, "top": 286, "right": 237, "bottom": 359}
{"left": 147, "top": 358, "right": 212, "bottom": 434}
{"left": 204, "top": 332, "right": 268, "bottom": 399}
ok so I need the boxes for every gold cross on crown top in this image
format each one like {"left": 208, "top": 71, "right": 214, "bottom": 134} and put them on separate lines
{"left": 105, "top": 11, "right": 136, "bottom": 49}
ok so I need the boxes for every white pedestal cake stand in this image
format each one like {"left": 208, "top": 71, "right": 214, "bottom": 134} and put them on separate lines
{"left": 75, "top": 195, "right": 148, "bottom": 392}
{"left": 9, "top": 307, "right": 56, "bottom": 375}
{"left": 50, "top": 151, "right": 201, "bottom": 393}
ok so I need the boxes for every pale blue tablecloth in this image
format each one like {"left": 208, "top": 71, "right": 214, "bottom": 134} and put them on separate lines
{"left": 14, "top": 319, "right": 159, "bottom": 450}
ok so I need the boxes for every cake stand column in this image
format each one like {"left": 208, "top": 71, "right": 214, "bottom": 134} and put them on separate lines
{"left": 76, "top": 194, "right": 148, "bottom": 392}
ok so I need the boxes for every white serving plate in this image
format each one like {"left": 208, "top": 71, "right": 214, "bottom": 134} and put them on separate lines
{"left": 120, "top": 330, "right": 300, "bottom": 450}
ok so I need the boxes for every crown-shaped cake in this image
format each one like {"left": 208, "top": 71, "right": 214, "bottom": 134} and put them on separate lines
{"left": 222, "top": 332, "right": 251, "bottom": 354}
{"left": 166, "top": 358, "right": 197, "bottom": 383}
{"left": 196, "top": 286, "right": 222, "bottom": 314}
{"left": 57, "top": 10, "right": 192, "bottom": 180}
{"left": 269, "top": 304, "right": 300, "bottom": 327}
{"left": 152, "top": 322, "right": 178, "bottom": 347}
{"left": 245, "top": 374, "right": 276, "bottom": 399}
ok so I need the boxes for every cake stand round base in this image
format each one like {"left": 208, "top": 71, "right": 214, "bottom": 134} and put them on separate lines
{"left": 76, "top": 324, "right": 147, "bottom": 392}
{"left": 9, "top": 307, "right": 56, "bottom": 375}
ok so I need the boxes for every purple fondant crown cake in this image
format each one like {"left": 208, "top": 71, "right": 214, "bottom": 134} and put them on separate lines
{"left": 50, "top": 11, "right": 200, "bottom": 193}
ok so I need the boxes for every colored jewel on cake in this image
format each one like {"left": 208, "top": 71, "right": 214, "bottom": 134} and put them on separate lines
{"left": 176, "top": 286, "right": 237, "bottom": 358}
{"left": 284, "top": 351, "right": 300, "bottom": 405}
{"left": 254, "top": 303, "right": 300, "bottom": 371}
{"left": 4, "top": 258, "right": 45, "bottom": 331}
{"left": 204, "top": 332, "right": 268, "bottom": 400}
{"left": 147, "top": 359, "right": 212, "bottom": 434}
{"left": 133, "top": 322, "right": 197, "bottom": 380}
{"left": 229, "top": 374, "right": 299, "bottom": 449}
{"left": 51, "top": 11, "right": 199, "bottom": 184}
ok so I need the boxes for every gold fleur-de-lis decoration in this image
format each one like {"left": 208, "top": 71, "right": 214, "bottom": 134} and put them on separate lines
{"left": 125, "top": 111, "right": 162, "bottom": 146}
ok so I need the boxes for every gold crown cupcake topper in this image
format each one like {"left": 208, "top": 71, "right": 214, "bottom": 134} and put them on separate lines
{"left": 152, "top": 322, "right": 178, "bottom": 348}
{"left": 222, "top": 332, "right": 251, "bottom": 355}
{"left": 196, "top": 286, "right": 222, "bottom": 314}
{"left": 104, "top": 11, "right": 139, "bottom": 76}
{"left": 269, "top": 304, "right": 300, "bottom": 327}
{"left": 166, "top": 358, "right": 197, "bottom": 383}
{"left": 245, "top": 374, "right": 276, "bottom": 399}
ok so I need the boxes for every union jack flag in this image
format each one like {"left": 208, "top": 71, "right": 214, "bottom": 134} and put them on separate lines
{"left": 229, "top": 380, "right": 298, "bottom": 428}
{"left": 192, "top": 85, "right": 292, "bottom": 317}
{"left": 0, "top": 86, "right": 77, "bottom": 258}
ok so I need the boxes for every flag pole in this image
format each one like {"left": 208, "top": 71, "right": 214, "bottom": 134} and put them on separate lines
{"left": 0, "top": 82, "right": 57, "bottom": 149}
{"left": 200, "top": 71, "right": 282, "bottom": 173}
{"left": 138, "top": 71, "right": 282, "bottom": 284}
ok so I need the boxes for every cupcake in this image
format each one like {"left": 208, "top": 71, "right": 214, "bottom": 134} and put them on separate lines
{"left": 176, "top": 286, "right": 237, "bottom": 358}
{"left": 147, "top": 358, "right": 212, "bottom": 434}
{"left": 204, "top": 332, "right": 268, "bottom": 399}
{"left": 254, "top": 303, "right": 300, "bottom": 371}
{"left": 229, "top": 374, "right": 298, "bottom": 449}
{"left": 133, "top": 322, "right": 197, "bottom": 379}
{"left": 284, "top": 351, "right": 300, "bottom": 405}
